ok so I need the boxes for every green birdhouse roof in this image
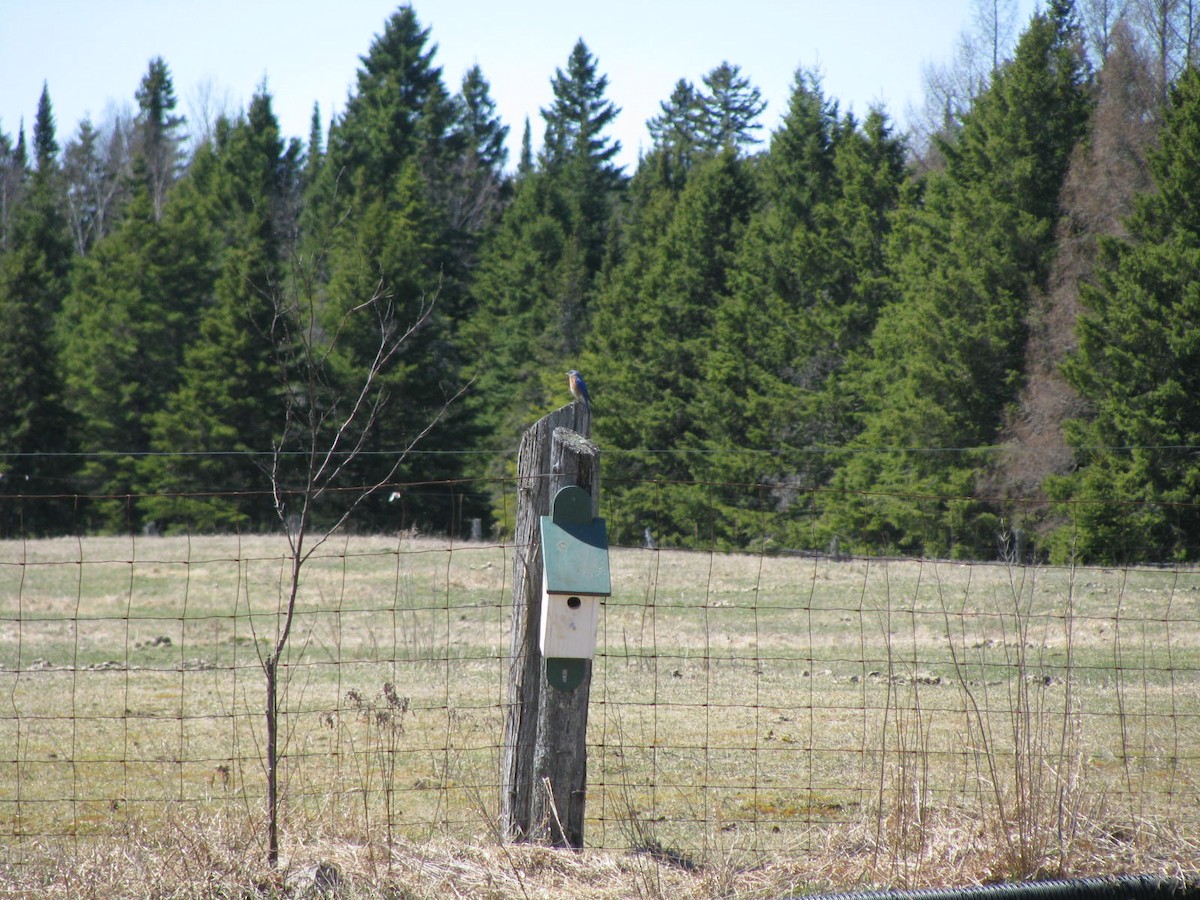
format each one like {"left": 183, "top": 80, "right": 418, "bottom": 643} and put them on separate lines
{"left": 540, "top": 486, "right": 611, "bottom": 596}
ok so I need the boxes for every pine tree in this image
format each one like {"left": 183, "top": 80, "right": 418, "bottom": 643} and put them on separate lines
{"left": 458, "top": 167, "right": 578, "bottom": 534}
{"left": 821, "top": 5, "right": 1092, "bottom": 558}
{"left": 444, "top": 64, "right": 509, "bottom": 238}
{"left": 303, "top": 104, "right": 324, "bottom": 191}
{"left": 328, "top": 7, "right": 453, "bottom": 191}
{"left": 140, "top": 93, "right": 293, "bottom": 532}
{"left": 701, "top": 80, "right": 907, "bottom": 546}
{"left": 306, "top": 5, "right": 482, "bottom": 533}
{"left": 1051, "top": 63, "right": 1200, "bottom": 562}
{"left": 762, "top": 69, "right": 841, "bottom": 229}
{"left": 518, "top": 117, "right": 534, "bottom": 176}
{"left": 541, "top": 39, "right": 623, "bottom": 179}
{"left": 697, "top": 61, "right": 767, "bottom": 152}
{"left": 988, "top": 18, "right": 1158, "bottom": 512}
{"left": 0, "top": 124, "right": 27, "bottom": 250}
{"left": 539, "top": 39, "right": 626, "bottom": 279}
{"left": 57, "top": 149, "right": 215, "bottom": 531}
{"left": 463, "top": 39, "right": 626, "bottom": 532}
{"left": 0, "top": 85, "right": 76, "bottom": 535}
{"left": 458, "top": 64, "right": 509, "bottom": 171}
{"left": 319, "top": 160, "right": 472, "bottom": 532}
{"left": 647, "top": 78, "right": 704, "bottom": 184}
{"left": 134, "top": 57, "right": 187, "bottom": 220}
{"left": 59, "top": 111, "right": 132, "bottom": 254}
{"left": 61, "top": 118, "right": 105, "bottom": 254}
{"left": 584, "top": 149, "right": 756, "bottom": 546}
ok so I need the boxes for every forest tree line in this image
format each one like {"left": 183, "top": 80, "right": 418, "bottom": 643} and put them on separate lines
{"left": 3, "top": 0, "right": 1200, "bottom": 564}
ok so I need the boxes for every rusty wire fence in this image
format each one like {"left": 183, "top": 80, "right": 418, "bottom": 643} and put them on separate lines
{"left": 2, "top": 483, "right": 1200, "bottom": 883}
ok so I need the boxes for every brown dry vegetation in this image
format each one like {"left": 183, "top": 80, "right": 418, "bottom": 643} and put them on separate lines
{"left": 1, "top": 535, "right": 1199, "bottom": 898}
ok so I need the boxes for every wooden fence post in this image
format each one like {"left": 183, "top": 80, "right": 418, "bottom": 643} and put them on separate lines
{"left": 501, "top": 401, "right": 595, "bottom": 846}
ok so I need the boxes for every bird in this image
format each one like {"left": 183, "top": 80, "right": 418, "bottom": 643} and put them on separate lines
{"left": 566, "top": 369, "right": 591, "bottom": 408}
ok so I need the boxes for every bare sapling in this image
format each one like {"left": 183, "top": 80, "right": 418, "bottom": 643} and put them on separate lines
{"left": 253, "top": 264, "right": 468, "bottom": 867}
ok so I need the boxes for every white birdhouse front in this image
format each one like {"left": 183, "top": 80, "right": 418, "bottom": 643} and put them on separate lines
{"left": 538, "top": 486, "right": 611, "bottom": 668}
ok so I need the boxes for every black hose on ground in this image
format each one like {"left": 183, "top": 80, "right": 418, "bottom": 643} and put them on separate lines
{"left": 793, "top": 875, "right": 1199, "bottom": 900}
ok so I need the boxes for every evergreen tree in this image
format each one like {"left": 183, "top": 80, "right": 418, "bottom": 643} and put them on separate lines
{"left": 821, "top": 5, "right": 1091, "bottom": 558}
{"left": 61, "top": 118, "right": 105, "bottom": 255}
{"left": 988, "top": 18, "right": 1158, "bottom": 514}
{"left": 31, "top": 85, "right": 57, "bottom": 175}
{"left": 647, "top": 78, "right": 704, "bottom": 184}
{"left": 703, "top": 97, "right": 907, "bottom": 545}
{"left": 319, "top": 160, "right": 471, "bottom": 532}
{"left": 541, "top": 39, "right": 623, "bottom": 180}
{"left": 585, "top": 149, "right": 756, "bottom": 546}
{"left": 464, "top": 39, "right": 627, "bottom": 532}
{"left": 461, "top": 169, "right": 575, "bottom": 437}
{"left": 306, "top": 5, "right": 483, "bottom": 533}
{"left": 539, "top": 38, "right": 626, "bottom": 282}
{"left": 327, "top": 7, "right": 453, "bottom": 191}
{"left": 518, "top": 116, "right": 534, "bottom": 176}
{"left": 61, "top": 112, "right": 131, "bottom": 255}
{"left": 140, "top": 94, "right": 293, "bottom": 532}
{"left": 0, "top": 124, "right": 28, "bottom": 250}
{"left": 458, "top": 64, "right": 509, "bottom": 171}
{"left": 444, "top": 64, "right": 509, "bottom": 238}
{"left": 0, "top": 85, "right": 76, "bottom": 535}
{"left": 762, "top": 69, "right": 841, "bottom": 229}
{"left": 697, "top": 61, "right": 767, "bottom": 152}
{"left": 303, "top": 104, "right": 324, "bottom": 191}
{"left": 133, "top": 57, "right": 187, "bottom": 220}
{"left": 1051, "top": 64, "right": 1200, "bottom": 562}
{"left": 57, "top": 153, "right": 214, "bottom": 531}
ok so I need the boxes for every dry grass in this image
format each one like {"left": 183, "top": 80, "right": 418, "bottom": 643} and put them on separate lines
{"left": 1, "top": 534, "right": 1199, "bottom": 897}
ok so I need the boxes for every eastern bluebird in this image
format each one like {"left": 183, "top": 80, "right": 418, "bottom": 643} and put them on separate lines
{"left": 567, "top": 369, "right": 591, "bottom": 408}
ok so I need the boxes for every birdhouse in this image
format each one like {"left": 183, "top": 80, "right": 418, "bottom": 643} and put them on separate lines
{"left": 539, "top": 485, "right": 611, "bottom": 689}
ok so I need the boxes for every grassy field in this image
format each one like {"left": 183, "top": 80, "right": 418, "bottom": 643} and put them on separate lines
{"left": 1, "top": 533, "right": 1198, "bottom": 898}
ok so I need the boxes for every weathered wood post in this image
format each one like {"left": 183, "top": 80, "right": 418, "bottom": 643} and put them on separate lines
{"left": 501, "top": 400, "right": 597, "bottom": 846}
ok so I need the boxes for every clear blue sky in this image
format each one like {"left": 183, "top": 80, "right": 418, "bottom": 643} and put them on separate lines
{"left": 2, "top": 1, "right": 1040, "bottom": 171}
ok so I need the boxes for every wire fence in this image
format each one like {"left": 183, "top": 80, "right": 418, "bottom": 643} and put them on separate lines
{"left": 2, "top": 479, "right": 1199, "bottom": 886}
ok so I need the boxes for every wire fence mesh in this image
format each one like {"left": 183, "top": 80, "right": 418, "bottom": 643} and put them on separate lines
{"left": 2, "top": 480, "right": 1199, "bottom": 886}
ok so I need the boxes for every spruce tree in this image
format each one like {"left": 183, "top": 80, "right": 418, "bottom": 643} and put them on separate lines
{"left": 0, "top": 125, "right": 27, "bottom": 249}
{"left": 463, "top": 40, "right": 626, "bottom": 532}
{"left": 1051, "top": 64, "right": 1200, "bottom": 562}
{"left": 0, "top": 85, "right": 76, "bottom": 535}
{"left": 647, "top": 78, "right": 704, "bottom": 185}
{"left": 444, "top": 64, "right": 509, "bottom": 240}
{"left": 328, "top": 7, "right": 452, "bottom": 191}
{"left": 584, "top": 149, "right": 756, "bottom": 547}
{"left": 822, "top": 5, "right": 1091, "bottom": 558}
{"left": 539, "top": 38, "right": 626, "bottom": 280}
{"left": 697, "top": 62, "right": 767, "bottom": 152}
{"left": 140, "top": 94, "right": 293, "bottom": 532}
{"left": 989, "top": 19, "right": 1158, "bottom": 512}
{"left": 305, "top": 6, "right": 483, "bottom": 533}
{"left": 541, "top": 39, "right": 623, "bottom": 180}
{"left": 133, "top": 57, "right": 186, "bottom": 220}
{"left": 61, "top": 118, "right": 105, "bottom": 255}
{"left": 458, "top": 64, "right": 509, "bottom": 172}
{"left": 58, "top": 148, "right": 214, "bottom": 531}
{"left": 518, "top": 117, "right": 534, "bottom": 176}
{"left": 699, "top": 72, "right": 906, "bottom": 546}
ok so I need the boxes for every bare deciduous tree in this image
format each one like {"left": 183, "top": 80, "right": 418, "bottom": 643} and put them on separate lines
{"left": 61, "top": 111, "right": 131, "bottom": 255}
{"left": 1131, "top": 0, "right": 1200, "bottom": 102}
{"left": 1080, "top": 0, "right": 1131, "bottom": 65}
{"left": 253, "top": 256, "right": 469, "bottom": 867}
{"left": 906, "top": 0, "right": 1020, "bottom": 170}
